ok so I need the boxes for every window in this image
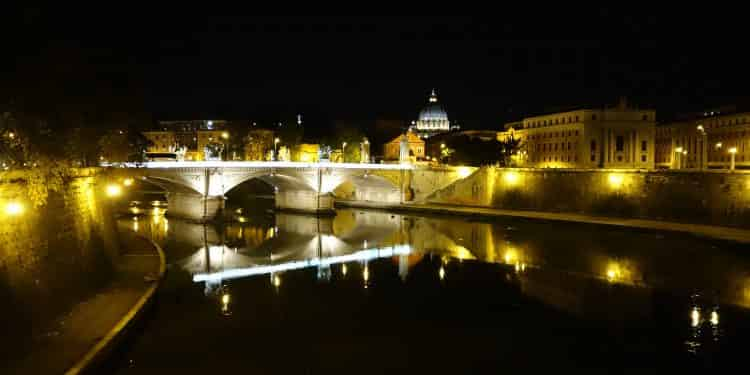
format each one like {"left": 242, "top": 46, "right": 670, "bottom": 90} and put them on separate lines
{"left": 641, "top": 155, "right": 647, "bottom": 162}
{"left": 590, "top": 154, "right": 596, "bottom": 161}
{"left": 590, "top": 140, "right": 596, "bottom": 151}
{"left": 617, "top": 155, "right": 623, "bottom": 162}
{"left": 641, "top": 140, "right": 647, "bottom": 152}
{"left": 555, "top": 144, "right": 558, "bottom": 151}
{"left": 642, "top": 114, "right": 648, "bottom": 121}
{"left": 616, "top": 136, "right": 624, "bottom": 151}
{"left": 568, "top": 142, "right": 571, "bottom": 150}
{"left": 592, "top": 114, "right": 597, "bottom": 120}
{"left": 575, "top": 116, "right": 579, "bottom": 122}
{"left": 575, "top": 130, "right": 579, "bottom": 136}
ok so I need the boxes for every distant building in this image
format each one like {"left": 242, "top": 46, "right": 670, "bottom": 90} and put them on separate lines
{"left": 410, "top": 89, "right": 458, "bottom": 138}
{"left": 244, "top": 129, "right": 275, "bottom": 161}
{"left": 498, "top": 98, "right": 656, "bottom": 169}
{"left": 384, "top": 131, "right": 425, "bottom": 161}
{"left": 292, "top": 144, "right": 320, "bottom": 162}
{"left": 142, "top": 131, "right": 177, "bottom": 153}
{"left": 656, "top": 111, "right": 750, "bottom": 169}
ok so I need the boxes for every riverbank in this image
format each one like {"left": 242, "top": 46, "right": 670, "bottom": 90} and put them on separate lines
{"left": 2, "top": 231, "right": 165, "bottom": 374}
{"left": 336, "top": 200, "right": 750, "bottom": 244}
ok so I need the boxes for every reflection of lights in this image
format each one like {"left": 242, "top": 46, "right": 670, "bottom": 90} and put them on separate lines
{"left": 363, "top": 265, "right": 369, "bottom": 283}
{"left": 691, "top": 307, "right": 701, "bottom": 328}
{"left": 221, "top": 293, "right": 230, "bottom": 305}
{"left": 106, "top": 184, "right": 122, "bottom": 197}
{"left": 133, "top": 220, "right": 139, "bottom": 232}
{"left": 238, "top": 216, "right": 247, "bottom": 223}
{"left": 273, "top": 275, "right": 281, "bottom": 288}
{"left": 5, "top": 201, "right": 23, "bottom": 216}
{"left": 221, "top": 291, "right": 231, "bottom": 315}
{"left": 439, "top": 266, "right": 445, "bottom": 280}
{"left": 123, "top": 178, "right": 134, "bottom": 187}
{"left": 194, "top": 245, "right": 412, "bottom": 282}
{"left": 608, "top": 174, "right": 624, "bottom": 189}
{"left": 342, "top": 264, "right": 347, "bottom": 276}
{"left": 710, "top": 310, "right": 719, "bottom": 326}
{"left": 164, "top": 218, "right": 169, "bottom": 234}
{"left": 514, "top": 262, "right": 526, "bottom": 273}
{"left": 129, "top": 207, "right": 141, "bottom": 214}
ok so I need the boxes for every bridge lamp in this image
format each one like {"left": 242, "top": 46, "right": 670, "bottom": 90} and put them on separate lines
{"left": 106, "top": 184, "right": 122, "bottom": 197}
{"left": 5, "top": 201, "right": 23, "bottom": 216}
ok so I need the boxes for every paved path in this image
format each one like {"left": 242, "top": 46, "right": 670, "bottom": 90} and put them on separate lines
{"left": 337, "top": 201, "right": 750, "bottom": 244}
{"left": 2, "top": 232, "right": 163, "bottom": 374}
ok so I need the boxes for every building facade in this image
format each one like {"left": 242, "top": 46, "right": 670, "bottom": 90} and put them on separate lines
{"left": 410, "top": 89, "right": 458, "bottom": 138}
{"left": 384, "top": 132, "right": 425, "bottom": 161}
{"left": 498, "top": 100, "right": 656, "bottom": 169}
{"left": 656, "top": 111, "right": 750, "bottom": 169}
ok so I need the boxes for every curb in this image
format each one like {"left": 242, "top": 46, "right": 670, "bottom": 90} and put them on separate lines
{"left": 64, "top": 235, "right": 167, "bottom": 375}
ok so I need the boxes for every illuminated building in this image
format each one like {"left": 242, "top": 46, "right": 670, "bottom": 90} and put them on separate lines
{"left": 244, "top": 129, "right": 275, "bottom": 161}
{"left": 383, "top": 132, "right": 425, "bottom": 161}
{"left": 498, "top": 98, "right": 655, "bottom": 169}
{"left": 410, "top": 89, "right": 458, "bottom": 139}
{"left": 655, "top": 110, "right": 750, "bottom": 169}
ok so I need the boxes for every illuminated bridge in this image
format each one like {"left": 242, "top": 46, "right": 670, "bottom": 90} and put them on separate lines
{"left": 106, "top": 161, "right": 474, "bottom": 220}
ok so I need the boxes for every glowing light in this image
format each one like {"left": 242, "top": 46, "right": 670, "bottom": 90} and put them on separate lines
{"left": 691, "top": 307, "right": 701, "bottom": 328}
{"left": 710, "top": 310, "right": 719, "bottom": 326}
{"left": 129, "top": 207, "right": 141, "bottom": 215}
{"left": 503, "top": 171, "right": 519, "bottom": 186}
{"left": 716, "top": 142, "right": 723, "bottom": 149}
{"left": 273, "top": 275, "right": 281, "bottom": 288}
{"left": 106, "top": 184, "right": 122, "bottom": 197}
{"left": 133, "top": 220, "right": 139, "bottom": 232}
{"left": 123, "top": 178, "right": 134, "bottom": 187}
{"left": 457, "top": 166, "right": 473, "bottom": 179}
{"left": 439, "top": 266, "right": 445, "bottom": 280}
{"left": 274, "top": 138, "right": 280, "bottom": 144}
{"left": 697, "top": 125, "right": 704, "bottom": 132}
{"left": 5, "top": 201, "right": 23, "bottom": 216}
{"left": 729, "top": 147, "right": 738, "bottom": 154}
{"left": 675, "top": 147, "right": 683, "bottom": 153}
{"left": 7, "top": 132, "right": 14, "bottom": 139}
{"left": 608, "top": 173, "right": 624, "bottom": 189}
{"left": 504, "top": 250, "right": 517, "bottom": 264}
{"left": 238, "top": 217, "right": 247, "bottom": 223}
{"left": 221, "top": 293, "right": 230, "bottom": 305}
{"left": 606, "top": 263, "right": 622, "bottom": 282}
{"left": 363, "top": 265, "right": 369, "bottom": 282}
{"left": 221, "top": 132, "right": 229, "bottom": 140}
{"left": 342, "top": 264, "right": 347, "bottom": 276}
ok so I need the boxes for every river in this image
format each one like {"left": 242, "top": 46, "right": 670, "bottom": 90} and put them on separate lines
{"left": 111, "top": 201, "right": 750, "bottom": 372}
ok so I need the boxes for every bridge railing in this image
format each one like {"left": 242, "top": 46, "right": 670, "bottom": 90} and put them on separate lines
{"left": 101, "top": 161, "right": 416, "bottom": 170}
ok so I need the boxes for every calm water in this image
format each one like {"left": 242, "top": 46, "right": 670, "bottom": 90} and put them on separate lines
{"left": 111, "top": 202, "right": 750, "bottom": 373}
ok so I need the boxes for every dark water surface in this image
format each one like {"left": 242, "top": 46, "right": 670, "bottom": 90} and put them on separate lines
{"left": 112, "top": 203, "right": 750, "bottom": 373}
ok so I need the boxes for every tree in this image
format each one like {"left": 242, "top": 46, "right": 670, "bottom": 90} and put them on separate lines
{"left": 443, "top": 135, "right": 522, "bottom": 166}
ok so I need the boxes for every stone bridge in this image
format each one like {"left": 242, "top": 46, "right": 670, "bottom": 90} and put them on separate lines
{"left": 106, "top": 161, "right": 474, "bottom": 221}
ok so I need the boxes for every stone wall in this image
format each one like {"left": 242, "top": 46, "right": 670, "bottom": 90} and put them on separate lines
{"left": 0, "top": 169, "right": 121, "bottom": 361}
{"left": 428, "top": 167, "right": 750, "bottom": 227}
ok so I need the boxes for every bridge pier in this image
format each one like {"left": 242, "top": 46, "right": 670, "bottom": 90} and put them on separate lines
{"left": 275, "top": 190, "right": 334, "bottom": 214}
{"left": 167, "top": 192, "right": 225, "bottom": 222}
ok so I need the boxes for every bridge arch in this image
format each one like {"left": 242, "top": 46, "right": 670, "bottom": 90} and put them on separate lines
{"left": 330, "top": 173, "right": 402, "bottom": 204}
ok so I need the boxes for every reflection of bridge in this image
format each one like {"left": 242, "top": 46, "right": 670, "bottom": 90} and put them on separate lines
{"left": 107, "top": 161, "right": 473, "bottom": 221}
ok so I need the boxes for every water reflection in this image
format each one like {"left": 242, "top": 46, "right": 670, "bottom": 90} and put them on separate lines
{"left": 120, "top": 206, "right": 750, "bottom": 366}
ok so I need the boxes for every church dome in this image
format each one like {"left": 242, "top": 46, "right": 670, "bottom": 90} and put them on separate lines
{"left": 418, "top": 89, "right": 449, "bottom": 121}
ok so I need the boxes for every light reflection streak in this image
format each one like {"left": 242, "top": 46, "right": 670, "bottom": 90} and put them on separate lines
{"left": 193, "top": 245, "right": 412, "bottom": 282}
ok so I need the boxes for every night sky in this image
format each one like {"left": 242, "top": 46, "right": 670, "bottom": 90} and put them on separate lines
{"left": 4, "top": 11, "right": 749, "bottom": 134}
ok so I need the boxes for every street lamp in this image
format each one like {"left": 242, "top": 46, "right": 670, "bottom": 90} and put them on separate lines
{"left": 221, "top": 132, "right": 229, "bottom": 160}
{"left": 342, "top": 142, "right": 347, "bottom": 163}
{"left": 729, "top": 147, "right": 738, "bottom": 171}
{"left": 274, "top": 137, "right": 280, "bottom": 161}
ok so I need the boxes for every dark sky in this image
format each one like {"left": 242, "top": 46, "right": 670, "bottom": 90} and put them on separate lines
{"left": 5, "top": 11, "right": 749, "bottom": 132}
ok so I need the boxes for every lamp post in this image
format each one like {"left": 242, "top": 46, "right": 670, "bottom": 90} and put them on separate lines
{"left": 729, "top": 147, "right": 737, "bottom": 171}
{"left": 274, "top": 137, "right": 281, "bottom": 161}
{"left": 342, "top": 142, "right": 347, "bottom": 163}
{"left": 675, "top": 147, "right": 684, "bottom": 169}
{"left": 221, "top": 132, "right": 229, "bottom": 160}
{"left": 697, "top": 124, "right": 707, "bottom": 170}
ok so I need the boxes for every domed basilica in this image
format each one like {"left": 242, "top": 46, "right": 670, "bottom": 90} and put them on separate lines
{"left": 410, "top": 89, "right": 459, "bottom": 138}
